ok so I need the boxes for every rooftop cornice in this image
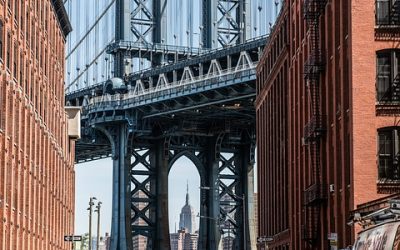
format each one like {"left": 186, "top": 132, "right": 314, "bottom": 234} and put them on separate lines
{"left": 51, "top": 0, "right": 72, "bottom": 38}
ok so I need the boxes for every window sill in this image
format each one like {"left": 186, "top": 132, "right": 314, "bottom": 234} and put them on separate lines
{"left": 375, "top": 26, "right": 400, "bottom": 40}
{"left": 376, "top": 102, "right": 400, "bottom": 116}
{"left": 375, "top": 24, "right": 400, "bottom": 29}
{"left": 377, "top": 179, "right": 400, "bottom": 194}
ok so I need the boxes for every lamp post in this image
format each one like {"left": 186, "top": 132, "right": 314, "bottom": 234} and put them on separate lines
{"left": 95, "top": 201, "right": 102, "bottom": 250}
{"left": 88, "top": 197, "right": 97, "bottom": 250}
{"left": 200, "top": 187, "right": 247, "bottom": 250}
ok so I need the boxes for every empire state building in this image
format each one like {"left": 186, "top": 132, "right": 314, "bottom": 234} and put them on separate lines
{"left": 179, "top": 184, "right": 197, "bottom": 233}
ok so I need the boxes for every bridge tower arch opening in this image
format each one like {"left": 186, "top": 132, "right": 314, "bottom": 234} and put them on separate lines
{"left": 168, "top": 155, "right": 201, "bottom": 247}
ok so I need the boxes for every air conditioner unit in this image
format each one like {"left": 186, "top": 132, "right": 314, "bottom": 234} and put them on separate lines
{"left": 65, "top": 107, "right": 81, "bottom": 140}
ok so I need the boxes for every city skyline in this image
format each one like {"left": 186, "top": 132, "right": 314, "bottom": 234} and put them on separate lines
{"left": 75, "top": 155, "right": 258, "bottom": 236}
{"left": 75, "top": 157, "right": 203, "bottom": 236}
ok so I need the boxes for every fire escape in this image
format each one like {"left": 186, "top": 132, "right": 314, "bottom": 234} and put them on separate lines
{"left": 302, "top": 0, "right": 327, "bottom": 244}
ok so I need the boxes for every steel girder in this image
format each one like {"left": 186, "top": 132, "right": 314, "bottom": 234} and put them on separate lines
{"left": 94, "top": 124, "right": 134, "bottom": 250}
{"left": 129, "top": 0, "right": 166, "bottom": 45}
{"left": 114, "top": 0, "right": 168, "bottom": 75}
{"left": 91, "top": 124, "right": 255, "bottom": 250}
{"left": 65, "top": 35, "right": 266, "bottom": 103}
{"left": 203, "top": 0, "right": 250, "bottom": 48}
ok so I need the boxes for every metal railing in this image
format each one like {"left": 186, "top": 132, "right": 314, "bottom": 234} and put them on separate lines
{"left": 86, "top": 64, "right": 257, "bottom": 110}
{"left": 303, "top": 183, "right": 326, "bottom": 206}
{"left": 106, "top": 40, "right": 210, "bottom": 55}
{"left": 65, "top": 35, "right": 267, "bottom": 97}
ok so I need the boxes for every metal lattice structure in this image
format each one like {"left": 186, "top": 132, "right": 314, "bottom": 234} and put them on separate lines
{"left": 65, "top": 0, "right": 275, "bottom": 249}
{"left": 302, "top": 0, "right": 328, "bottom": 245}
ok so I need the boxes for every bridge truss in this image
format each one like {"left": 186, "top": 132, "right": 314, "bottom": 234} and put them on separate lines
{"left": 66, "top": 0, "right": 272, "bottom": 249}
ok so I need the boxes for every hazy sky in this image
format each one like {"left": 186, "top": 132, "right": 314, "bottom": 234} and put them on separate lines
{"left": 74, "top": 157, "right": 203, "bottom": 236}
{"left": 75, "top": 155, "right": 257, "bottom": 236}
{"left": 75, "top": 159, "right": 113, "bottom": 236}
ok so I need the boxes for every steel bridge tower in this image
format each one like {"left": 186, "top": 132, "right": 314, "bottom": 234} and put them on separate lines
{"left": 68, "top": 0, "right": 264, "bottom": 249}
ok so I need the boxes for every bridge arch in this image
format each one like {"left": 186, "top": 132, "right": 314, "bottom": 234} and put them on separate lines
{"left": 168, "top": 150, "right": 206, "bottom": 181}
{"left": 168, "top": 152, "right": 203, "bottom": 246}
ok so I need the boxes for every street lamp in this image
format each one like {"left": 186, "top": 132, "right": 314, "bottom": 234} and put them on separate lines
{"left": 87, "top": 197, "right": 97, "bottom": 250}
{"left": 95, "top": 201, "right": 102, "bottom": 250}
{"left": 200, "top": 186, "right": 247, "bottom": 250}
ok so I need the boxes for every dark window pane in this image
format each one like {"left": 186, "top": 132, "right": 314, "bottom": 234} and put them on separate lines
{"left": 0, "top": 22, "right": 3, "bottom": 59}
{"left": 378, "top": 128, "right": 400, "bottom": 180}
{"left": 377, "top": 0, "right": 390, "bottom": 24}
{"left": 377, "top": 52, "right": 392, "bottom": 101}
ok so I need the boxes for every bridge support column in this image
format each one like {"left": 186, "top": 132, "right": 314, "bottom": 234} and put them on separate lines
{"left": 199, "top": 136, "right": 223, "bottom": 250}
{"left": 115, "top": 0, "right": 132, "bottom": 77}
{"left": 98, "top": 124, "right": 132, "bottom": 250}
{"left": 236, "top": 139, "right": 256, "bottom": 250}
{"left": 151, "top": 138, "right": 171, "bottom": 249}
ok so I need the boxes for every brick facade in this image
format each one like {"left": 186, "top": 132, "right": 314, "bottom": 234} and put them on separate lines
{"left": 0, "top": 1, "right": 74, "bottom": 250}
{"left": 256, "top": 6, "right": 290, "bottom": 249}
{"left": 256, "top": 0, "right": 400, "bottom": 249}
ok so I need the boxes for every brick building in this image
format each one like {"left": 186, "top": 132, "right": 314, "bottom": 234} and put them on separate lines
{"left": 0, "top": 1, "right": 74, "bottom": 250}
{"left": 170, "top": 228, "right": 198, "bottom": 250}
{"left": 256, "top": 0, "right": 400, "bottom": 249}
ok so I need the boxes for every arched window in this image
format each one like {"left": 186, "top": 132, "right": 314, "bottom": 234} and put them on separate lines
{"left": 378, "top": 127, "right": 400, "bottom": 180}
{"left": 376, "top": 49, "right": 400, "bottom": 103}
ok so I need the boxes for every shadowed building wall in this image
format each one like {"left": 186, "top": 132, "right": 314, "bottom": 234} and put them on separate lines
{"left": 0, "top": 0, "right": 74, "bottom": 249}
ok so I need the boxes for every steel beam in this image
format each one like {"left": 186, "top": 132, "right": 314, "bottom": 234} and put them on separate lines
{"left": 235, "top": 136, "right": 256, "bottom": 250}
{"left": 130, "top": 147, "right": 156, "bottom": 248}
{"left": 203, "top": 0, "right": 249, "bottom": 48}
{"left": 96, "top": 124, "right": 133, "bottom": 250}
{"left": 115, "top": 0, "right": 132, "bottom": 77}
{"left": 203, "top": 0, "right": 218, "bottom": 48}
{"left": 152, "top": 0, "right": 167, "bottom": 65}
{"left": 152, "top": 138, "right": 171, "bottom": 249}
{"left": 206, "top": 135, "right": 224, "bottom": 249}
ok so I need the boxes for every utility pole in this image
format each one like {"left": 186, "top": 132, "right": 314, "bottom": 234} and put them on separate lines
{"left": 88, "top": 197, "right": 97, "bottom": 250}
{"left": 95, "top": 201, "right": 102, "bottom": 250}
{"left": 243, "top": 193, "right": 247, "bottom": 250}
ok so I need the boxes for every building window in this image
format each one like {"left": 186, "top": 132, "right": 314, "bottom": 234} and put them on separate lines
{"left": 13, "top": 44, "right": 17, "bottom": 78}
{"left": 376, "top": 0, "right": 400, "bottom": 26}
{"left": 6, "top": 33, "right": 11, "bottom": 69}
{"left": 376, "top": 50, "right": 400, "bottom": 103}
{"left": 378, "top": 127, "right": 400, "bottom": 180}
{"left": 14, "top": 0, "right": 19, "bottom": 24}
{"left": 0, "top": 21, "right": 3, "bottom": 60}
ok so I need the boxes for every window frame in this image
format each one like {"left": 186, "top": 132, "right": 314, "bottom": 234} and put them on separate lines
{"left": 0, "top": 20, "right": 3, "bottom": 61}
{"left": 376, "top": 0, "right": 400, "bottom": 26}
{"left": 378, "top": 127, "right": 400, "bottom": 181}
{"left": 376, "top": 49, "right": 400, "bottom": 103}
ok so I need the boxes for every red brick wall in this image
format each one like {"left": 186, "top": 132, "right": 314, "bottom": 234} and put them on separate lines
{"left": 350, "top": 0, "right": 400, "bottom": 200}
{"left": 256, "top": 5, "right": 290, "bottom": 249}
{"left": 257, "top": 0, "right": 400, "bottom": 249}
{"left": 0, "top": 1, "right": 74, "bottom": 250}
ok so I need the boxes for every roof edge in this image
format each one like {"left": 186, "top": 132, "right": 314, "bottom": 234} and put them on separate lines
{"left": 51, "top": 0, "right": 72, "bottom": 38}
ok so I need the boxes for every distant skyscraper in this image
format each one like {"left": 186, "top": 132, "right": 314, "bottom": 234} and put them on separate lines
{"left": 170, "top": 184, "right": 199, "bottom": 249}
{"left": 170, "top": 228, "right": 198, "bottom": 250}
{"left": 179, "top": 183, "right": 196, "bottom": 233}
